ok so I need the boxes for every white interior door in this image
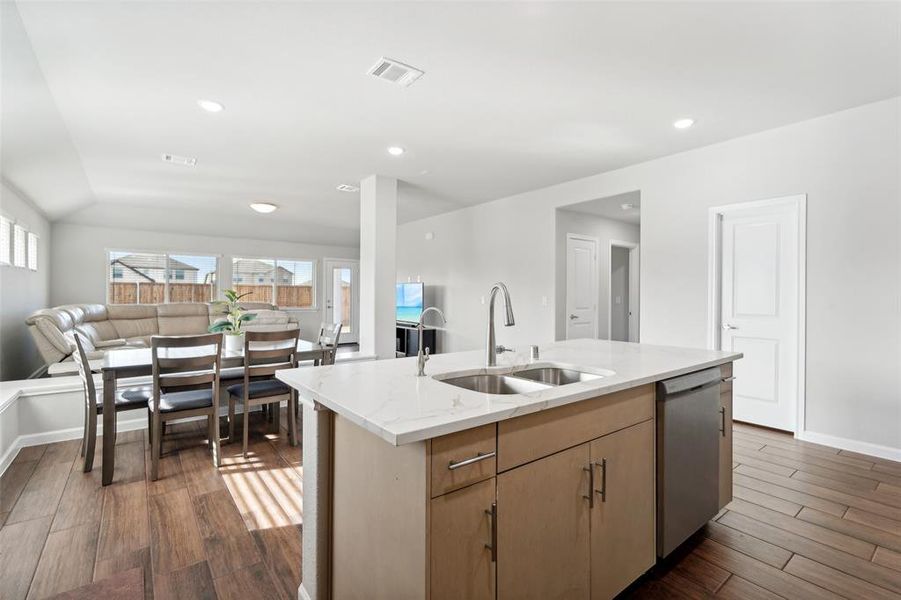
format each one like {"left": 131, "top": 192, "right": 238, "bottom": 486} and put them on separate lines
{"left": 565, "top": 235, "right": 598, "bottom": 339}
{"left": 324, "top": 260, "right": 359, "bottom": 344}
{"left": 719, "top": 201, "right": 800, "bottom": 431}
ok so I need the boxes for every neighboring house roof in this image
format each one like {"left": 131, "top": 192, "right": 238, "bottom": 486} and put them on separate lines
{"left": 111, "top": 254, "right": 199, "bottom": 282}
{"left": 232, "top": 259, "right": 294, "bottom": 280}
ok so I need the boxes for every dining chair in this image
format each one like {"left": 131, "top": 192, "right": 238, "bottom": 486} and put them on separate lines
{"left": 73, "top": 333, "right": 153, "bottom": 474}
{"left": 150, "top": 333, "right": 223, "bottom": 481}
{"left": 317, "top": 321, "right": 343, "bottom": 366}
{"left": 226, "top": 328, "right": 300, "bottom": 457}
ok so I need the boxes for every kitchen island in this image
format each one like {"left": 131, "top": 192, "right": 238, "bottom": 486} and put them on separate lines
{"left": 277, "top": 338, "right": 741, "bottom": 600}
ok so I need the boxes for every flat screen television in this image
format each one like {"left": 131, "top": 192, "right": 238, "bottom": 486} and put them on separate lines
{"left": 396, "top": 282, "right": 424, "bottom": 323}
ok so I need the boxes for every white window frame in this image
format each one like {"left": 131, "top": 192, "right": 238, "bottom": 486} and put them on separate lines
{"left": 0, "top": 216, "right": 12, "bottom": 266}
{"left": 230, "top": 255, "right": 319, "bottom": 310}
{"left": 106, "top": 249, "right": 221, "bottom": 304}
{"left": 27, "top": 232, "right": 38, "bottom": 271}
{"left": 13, "top": 224, "right": 27, "bottom": 268}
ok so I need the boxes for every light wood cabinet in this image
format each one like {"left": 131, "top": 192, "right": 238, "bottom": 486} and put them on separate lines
{"left": 589, "top": 420, "right": 656, "bottom": 599}
{"left": 497, "top": 444, "right": 591, "bottom": 599}
{"left": 718, "top": 362, "right": 734, "bottom": 510}
{"left": 429, "top": 478, "right": 496, "bottom": 600}
{"left": 430, "top": 423, "right": 497, "bottom": 498}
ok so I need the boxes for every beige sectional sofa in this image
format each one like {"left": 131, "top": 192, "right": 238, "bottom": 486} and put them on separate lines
{"left": 26, "top": 302, "right": 297, "bottom": 366}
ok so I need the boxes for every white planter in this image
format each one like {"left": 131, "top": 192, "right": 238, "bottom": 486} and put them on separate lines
{"left": 225, "top": 333, "right": 245, "bottom": 352}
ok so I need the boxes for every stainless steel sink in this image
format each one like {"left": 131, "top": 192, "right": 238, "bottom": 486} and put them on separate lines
{"left": 511, "top": 366, "right": 604, "bottom": 386}
{"left": 439, "top": 374, "right": 553, "bottom": 395}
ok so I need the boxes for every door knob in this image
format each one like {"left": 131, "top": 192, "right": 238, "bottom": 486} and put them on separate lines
{"left": 722, "top": 323, "right": 738, "bottom": 330}
{"left": 569, "top": 314, "right": 578, "bottom": 320}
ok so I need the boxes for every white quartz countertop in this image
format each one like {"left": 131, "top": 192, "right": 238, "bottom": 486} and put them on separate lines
{"left": 276, "top": 338, "right": 741, "bottom": 446}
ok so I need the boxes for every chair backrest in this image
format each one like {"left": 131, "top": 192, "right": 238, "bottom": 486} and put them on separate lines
{"left": 317, "top": 322, "right": 342, "bottom": 366}
{"left": 72, "top": 333, "right": 97, "bottom": 411}
{"left": 151, "top": 333, "right": 222, "bottom": 398}
{"left": 243, "top": 328, "right": 300, "bottom": 380}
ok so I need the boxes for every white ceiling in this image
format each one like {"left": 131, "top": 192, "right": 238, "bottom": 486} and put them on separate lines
{"left": 562, "top": 191, "right": 641, "bottom": 225}
{"left": 3, "top": 1, "right": 899, "bottom": 245}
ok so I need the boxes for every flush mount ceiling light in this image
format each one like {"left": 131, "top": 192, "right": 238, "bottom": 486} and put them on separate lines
{"left": 161, "top": 153, "right": 197, "bottom": 167}
{"left": 673, "top": 118, "right": 695, "bottom": 129}
{"left": 197, "top": 99, "right": 224, "bottom": 113}
{"left": 387, "top": 146, "right": 405, "bottom": 156}
{"left": 336, "top": 184, "right": 360, "bottom": 193}
{"left": 249, "top": 202, "right": 278, "bottom": 214}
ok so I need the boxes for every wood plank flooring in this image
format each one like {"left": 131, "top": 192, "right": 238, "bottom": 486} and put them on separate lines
{"left": 628, "top": 422, "right": 901, "bottom": 599}
{"left": 2, "top": 416, "right": 900, "bottom": 599}
{"left": 0, "top": 411, "right": 301, "bottom": 600}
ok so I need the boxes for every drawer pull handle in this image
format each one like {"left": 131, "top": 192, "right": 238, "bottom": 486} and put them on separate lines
{"left": 720, "top": 406, "right": 726, "bottom": 436}
{"left": 595, "top": 459, "right": 607, "bottom": 503}
{"left": 721, "top": 376, "right": 736, "bottom": 382}
{"left": 448, "top": 451, "right": 495, "bottom": 470}
{"left": 485, "top": 502, "right": 497, "bottom": 562}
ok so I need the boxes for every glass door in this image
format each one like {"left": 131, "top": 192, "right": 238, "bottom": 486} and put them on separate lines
{"left": 324, "top": 259, "right": 359, "bottom": 344}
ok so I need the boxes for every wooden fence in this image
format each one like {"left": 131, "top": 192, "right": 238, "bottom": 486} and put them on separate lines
{"left": 108, "top": 283, "right": 349, "bottom": 323}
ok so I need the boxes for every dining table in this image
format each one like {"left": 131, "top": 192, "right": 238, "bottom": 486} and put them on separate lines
{"left": 97, "top": 339, "right": 331, "bottom": 485}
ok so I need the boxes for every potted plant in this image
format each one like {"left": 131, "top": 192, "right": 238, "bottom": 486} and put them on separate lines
{"left": 209, "top": 289, "right": 257, "bottom": 352}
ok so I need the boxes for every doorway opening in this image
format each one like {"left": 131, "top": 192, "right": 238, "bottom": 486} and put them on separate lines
{"left": 609, "top": 241, "right": 639, "bottom": 342}
{"left": 555, "top": 190, "right": 641, "bottom": 341}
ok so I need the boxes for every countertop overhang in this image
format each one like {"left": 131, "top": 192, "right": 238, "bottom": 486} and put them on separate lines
{"left": 276, "top": 339, "right": 741, "bottom": 446}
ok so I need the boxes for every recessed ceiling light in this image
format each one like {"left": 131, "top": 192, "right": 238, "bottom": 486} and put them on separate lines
{"left": 197, "top": 99, "right": 224, "bottom": 113}
{"left": 387, "top": 146, "right": 405, "bottom": 156}
{"left": 621, "top": 203, "right": 638, "bottom": 211}
{"left": 336, "top": 184, "right": 360, "bottom": 193}
{"left": 249, "top": 202, "right": 278, "bottom": 214}
{"left": 673, "top": 118, "right": 695, "bottom": 129}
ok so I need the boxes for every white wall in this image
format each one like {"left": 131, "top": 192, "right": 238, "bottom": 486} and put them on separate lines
{"left": 50, "top": 223, "right": 358, "bottom": 342}
{"left": 0, "top": 183, "right": 51, "bottom": 380}
{"left": 554, "top": 210, "right": 640, "bottom": 340}
{"left": 398, "top": 97, "right": 901, "bottom": 451}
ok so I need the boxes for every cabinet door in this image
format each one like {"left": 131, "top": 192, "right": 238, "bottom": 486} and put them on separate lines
{"left": 430, "top": 478, "right": 496, "bottom": 600}
{"left": 589, "top": 420, "right": 655, "bottom": 600}
{"left": 497, "top": 444, "right": 591, "bottom": 599}
{"left": 719, "top": 363, "right": 734, "bottom": 510}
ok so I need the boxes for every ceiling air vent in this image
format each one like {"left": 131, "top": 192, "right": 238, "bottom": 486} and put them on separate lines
{"left": 336, "top": 184, "right": 360, "bottom": 193}
{"left": 161, "top": 153, "right": 197, "bottom": 167}
{"left": 367, "top": 57, "right": 424, "bottom": 87}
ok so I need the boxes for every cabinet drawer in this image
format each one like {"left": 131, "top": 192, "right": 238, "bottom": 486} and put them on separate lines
{"left": 430, "top": 424, "right": 497, "bottom": 498}
{"left": 497, "top": 384, "right": 654, "bottom": 472}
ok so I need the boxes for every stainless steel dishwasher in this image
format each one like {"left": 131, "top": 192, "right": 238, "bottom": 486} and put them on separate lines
{"left": 656, "top": 367, "right": 722, "bottom": 557}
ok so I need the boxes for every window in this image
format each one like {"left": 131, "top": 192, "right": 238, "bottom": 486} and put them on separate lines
{"left": 27, "top": 232, "right": 38, "bottom": 271}
{"left": 231, "top": 257, "right": 316, "bottom": 308}
{"left": 13, "top": 225, "right": 26, "bottom": 268}
{"left": 107, "top": 250, "right": 218, "bottom": 304}
{"left": 0, "top": 217, "right": 10, "bottom": 265}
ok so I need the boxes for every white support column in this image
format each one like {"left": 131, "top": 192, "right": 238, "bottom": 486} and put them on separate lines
{"left": 299, "top": 401, "right": 332, "bottom": 600}
{"left": 359, "top": 174, "right": 397, "bottom": 359}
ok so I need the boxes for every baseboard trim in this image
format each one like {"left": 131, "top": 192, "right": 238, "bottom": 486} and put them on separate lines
{"left": 796, "top": 429, "right": 901, "bottom": 462}
{"left": 0, "top": 416, "right": 148, "bottom": 476}
{"left": 0, "top": 402, "right": 288, "bottom": 477}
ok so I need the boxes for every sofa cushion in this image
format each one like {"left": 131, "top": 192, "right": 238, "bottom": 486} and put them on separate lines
{"left": 59, "top": 305, "right": 87, "bottom": 326}
{"left": 157, "top": 303, "right": 210, "bottom": 336}
{"left": 107, "top": 304, "right": 159, "bottom": 339}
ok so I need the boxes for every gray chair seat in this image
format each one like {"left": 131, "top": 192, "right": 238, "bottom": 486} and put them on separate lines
{"left": 150, "top": 389, "right": 215, "bottom": 413}
{"left": 94, "top": 386, "right": 152, "bottom": 413}
{"left": 227, "top": 379, "right": 290, "bottom": 401}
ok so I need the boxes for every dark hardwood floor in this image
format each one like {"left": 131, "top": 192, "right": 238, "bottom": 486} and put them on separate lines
{"left": 2, "top": 416, "right": 900, "bottom": 599}
{"left": 0, "top": 411, "right": 301, "bottom": 600}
